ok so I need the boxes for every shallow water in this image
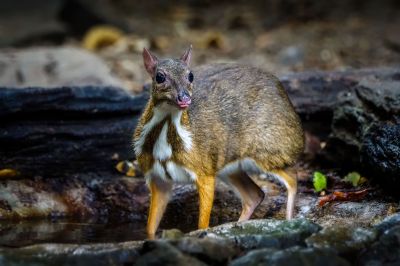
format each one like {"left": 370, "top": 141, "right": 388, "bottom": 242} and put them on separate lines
{"left": 0, "top": 219, "right": 148, "bottom": 248}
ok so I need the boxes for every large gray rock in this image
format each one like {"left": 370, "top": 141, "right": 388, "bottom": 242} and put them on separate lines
{"left": 190, "top": 219, "right": 321, "bottom": 250}
{"left": 362, "top": 212, "right": 400, "bottom": 265}
{"left": 0, "top": 47, "right": 123, "bottom": 87}
{"left": 230, "top": 247, "right": 350, "bottom": 266}
{"left": 305, "top": 226, "right": 377, "bottom": 254}
{"left": 136, "top": 240, "right": 207, "bottom": 266}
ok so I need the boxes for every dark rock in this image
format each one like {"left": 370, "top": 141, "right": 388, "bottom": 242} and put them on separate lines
{"left": 136, "top": 240, "right": 207, "bottom": 266}
{"left": 0, "top": 85, "right": 147, "bottom": 178}
{"left": 319, "top": 69, "right": 400, "bottom": 193}
{"left": 170, "top": 237, "right": 239, "bottom": 265}
{"left": 305, "top": 225, "right": 377, "bottom": 254}
{"left": 0, "top": 241, "right": 141, "bottom": 266}
{"left": 361, "top": 122, "right": 400, "bottom": 197}
{"left": 190, "top": 219, "right": 321, "bottom": 250}
{"left": 358, "top": 225, "right": 400, "bottom": 265}
{"left": 230, "top": 246, "right": 350, "bottom": 266}
{"left": 375, "top": 213, "right": 400, "bottom": 234}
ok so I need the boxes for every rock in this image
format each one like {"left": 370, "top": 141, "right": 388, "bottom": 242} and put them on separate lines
{"left": 305, "top": 225, "right": 377, "bottom": 254}
{"left": 375, "top": 212, "right": 400, "bottom": 234}
{"left": 0, "top": 241, "right": 142, "bottom": 266}
{"left": 323, "top": 72, "right": 400, "bottom": 173}
{"left": 0, "top": 177, "right": 150, "bottom": 220}
{"left": 230, "top": 246, "right": 350, "bottom": 266}
{"left": 190, "top": 219, "right": 321, "bottom": 250}
{"left": 0, "top": 85, "right": 147, "bottom": 178}
{"left": 0, "top": 47, "right": 123, "bottom": 88}
{"left": 170, "top": 237, "right": 239, "bottom": 265}
{"left": 136, "top": 240, "right": 207, "bottom": 266}
{"left": 360, "top": 122, "right": 400, "bottom": 197}
{"left": 358, "top": 225, "right": 400, "bottom": 265}
{"left": 280, "top": 67, "right": 399, "bottom": 139}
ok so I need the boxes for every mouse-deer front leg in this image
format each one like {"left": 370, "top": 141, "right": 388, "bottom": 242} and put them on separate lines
{"left": 147, "top": 177, "right": 172, "bottom": 239}
{"left": 196, "top": 175, "right": 215, "bottom": 229}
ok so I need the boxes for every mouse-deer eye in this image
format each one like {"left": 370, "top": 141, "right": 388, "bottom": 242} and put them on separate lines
{"left": 188, "top": 72, "right": 194, "bottom": 83}
{"left": 155, "top": 72, "right": 166, "bottom": 84}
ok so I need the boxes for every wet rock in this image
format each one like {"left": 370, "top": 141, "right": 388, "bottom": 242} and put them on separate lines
{"left": 361, "top": 122, "right": 400, "bottom": 197}
{"left": 296, "top": 195, "right": 395, "bottom": 228}
{"left": 136, "top": 240, "right": 207, "bottom": 266}
{"left": 190, "top": 219, "right": 321, "bottom": 250}
{"left": 230, "top": 246, "right": 350, "bottom": 266}
{"left": 0, "top": 47, "right": 123, "bottom": 87}
{"left": 358, "top": 225, "right": 400, "bottom": 265}
{"left": 170, "top": 237, "right": 239, "bottom": 265}
{"left": 0, "top": 241, "right": 142, "bottom": 266}
{"left": 306, "top": 225, "right": 377, "bottom": 254}
{"left": 375, "top": 212, "right": 400, "bottom": 234}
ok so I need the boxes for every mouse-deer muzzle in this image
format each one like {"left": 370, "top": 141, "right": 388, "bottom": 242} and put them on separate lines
{"left": 176, "top": 89, "right": 191, "bottom": 109}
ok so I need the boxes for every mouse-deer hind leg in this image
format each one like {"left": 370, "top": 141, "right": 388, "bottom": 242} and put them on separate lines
{"left": 196, "top": 175, "right": 215, "bottom": 229}
{"left": 229, "top": 171, "right": 265, "bottom": 222}
{"left": 219, "top": 161, "right": 265, "bottom": 222}
{"left": 271, "top": 169, "right": 297, "bottom": 220}
{"left": 147, "top": 177, "right": 172, "bottom": 239}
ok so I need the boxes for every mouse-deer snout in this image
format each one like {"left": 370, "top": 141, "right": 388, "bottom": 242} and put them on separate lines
{"left": 176, "top": 89, "right": 192, "bottom": 109}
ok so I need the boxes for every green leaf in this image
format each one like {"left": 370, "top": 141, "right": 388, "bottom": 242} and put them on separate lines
{"left": 344, "top": 172, "right": 361, "bottom": 187}
{"left": 313, "top": 171, "right": 327, "bottom": 192}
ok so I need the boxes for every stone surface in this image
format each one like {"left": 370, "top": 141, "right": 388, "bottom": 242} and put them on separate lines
{"left": 230, "top": 247, "right": 350, "bottom": 266}
{"left": 305, "top": 226, "right": 377, "bottom": 254}
{"left": 0, "top": 85, "right": 147, "bottom": 178}
{"left": 0, "top": 241, "right": 142, "bottom": 266}
{"left": 359, "top": 222, "right": 400, "bottom": 265}
{"left": 136, "top": 240, "right": 207, "bottom": 266}
{"left": 323, "top": 71, "right": 400, "bottom": 169}
{"left": 190, "top": 219, "right": 321, "bottom": 250}
{"left": 170, "top": 237, "right": 239, "bottom": 265}
{"left": 0, "top": 47, "right": 123, "bottom": 87}
{"left": 361, "top": 122, "right": 400, "bottom": 197}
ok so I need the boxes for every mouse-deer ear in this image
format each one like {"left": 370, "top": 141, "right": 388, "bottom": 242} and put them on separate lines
{"left": 180, "top": 45, "right": 193, "bottom": 66}
{"left": 143, "top": 48, "right": 158, "bottom": 76}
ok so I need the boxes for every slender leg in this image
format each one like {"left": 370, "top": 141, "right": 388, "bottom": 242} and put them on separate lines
{"left": 147, "top": 177, "right": 172, "bottom": 239}
{"left": 271, "top": 170, "right": 297, "bottom": 220}
{"left": 226, "top": 170, "right": 265, "bottom": 222}
{"left": 196, "top": 176, "right": 215, "bottom": 229}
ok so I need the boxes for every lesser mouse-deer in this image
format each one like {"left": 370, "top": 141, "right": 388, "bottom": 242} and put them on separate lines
{"left": 134, "top": 46, "right": 304, "bottom": 239}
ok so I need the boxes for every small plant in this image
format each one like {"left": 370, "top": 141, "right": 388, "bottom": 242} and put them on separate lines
{"left": 344, "top": 171, "right": 361, "bottom": 187}
{"left": 313, "top": 171, "right": 327, "bottom": 192}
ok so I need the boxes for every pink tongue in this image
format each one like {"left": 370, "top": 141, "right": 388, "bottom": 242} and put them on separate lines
{"left": 178, "top": 98, "right": 191, "bottom": 107}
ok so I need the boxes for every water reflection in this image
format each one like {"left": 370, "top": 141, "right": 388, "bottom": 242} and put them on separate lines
{"left": 0, "top": 218, "right": 147, "bottom": 247}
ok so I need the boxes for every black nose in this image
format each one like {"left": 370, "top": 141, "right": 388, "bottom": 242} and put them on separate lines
{"left": 177, "top": 91, "right": 190, "bottom": 102}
